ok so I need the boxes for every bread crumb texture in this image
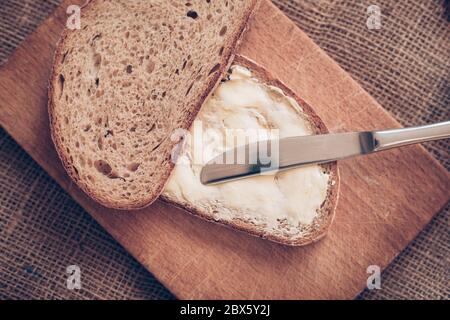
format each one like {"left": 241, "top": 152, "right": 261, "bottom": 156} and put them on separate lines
{"left": 50, "top": 0, "right": 258, "bottom": 209}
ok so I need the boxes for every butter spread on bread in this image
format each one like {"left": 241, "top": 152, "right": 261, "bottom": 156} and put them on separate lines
{"left": 162, "top": 57, "right": 339, "bottom": 246}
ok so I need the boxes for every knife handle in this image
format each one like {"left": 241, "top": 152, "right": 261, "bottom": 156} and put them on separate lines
{"left": 373, "top": 121, "right": 450, "bottom": 152}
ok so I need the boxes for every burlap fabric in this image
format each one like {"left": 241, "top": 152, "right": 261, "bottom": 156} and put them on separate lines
{"left": 0, "top": 0, "right": 448, "bottom": 300}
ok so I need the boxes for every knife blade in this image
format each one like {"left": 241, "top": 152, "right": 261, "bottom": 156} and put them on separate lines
{"left": 200, "top": 132, "right": 375, "bottom": 185}
{"left": 200, "top": 121, "right": 450, "bottom": 185}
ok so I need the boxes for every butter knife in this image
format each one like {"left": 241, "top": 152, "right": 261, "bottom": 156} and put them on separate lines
{"left": 200, "top": 121, "right": 450, "bottom": 185}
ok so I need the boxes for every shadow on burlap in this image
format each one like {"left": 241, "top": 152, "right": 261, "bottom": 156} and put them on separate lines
{"left": 0, "top": 0, "right": 448, "bottom": 299}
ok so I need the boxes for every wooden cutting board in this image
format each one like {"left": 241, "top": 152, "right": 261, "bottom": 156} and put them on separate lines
{"left": 1, "top": 0, "right": 449, "bottom": 299}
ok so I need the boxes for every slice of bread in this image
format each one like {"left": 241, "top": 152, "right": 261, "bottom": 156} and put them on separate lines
{"left": 161, "top": 55, "right": 340, "bottom": 246}
{"left": 49, "top": 0, "right": 259, "bottom": 209}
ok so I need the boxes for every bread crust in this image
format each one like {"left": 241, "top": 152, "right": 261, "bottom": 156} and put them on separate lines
{"left": 161, "top": 55, "right": 340, "bottom": 246}
{"left": 48, "top": 0, "right": 261, "bottom": 210}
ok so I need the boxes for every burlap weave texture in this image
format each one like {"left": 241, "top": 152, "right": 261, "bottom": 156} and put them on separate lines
{"left": 0, "top": 0, "right": 448, "bottom": 299}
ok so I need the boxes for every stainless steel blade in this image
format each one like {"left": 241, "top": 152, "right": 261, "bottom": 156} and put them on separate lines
{"left": 200, "top": 132, "right": 375, "bottom": 185}
{"left": 200, "top": 121, "right": 450, "bottom": 185}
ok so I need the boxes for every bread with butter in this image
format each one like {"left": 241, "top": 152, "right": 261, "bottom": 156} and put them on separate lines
{"left": 161, "top": 55, "right": 340, "bottom": 246}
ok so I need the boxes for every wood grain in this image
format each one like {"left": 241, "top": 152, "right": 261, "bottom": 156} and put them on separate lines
{"left": 0, "top": 0, "right": 449, "bottom": 299}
